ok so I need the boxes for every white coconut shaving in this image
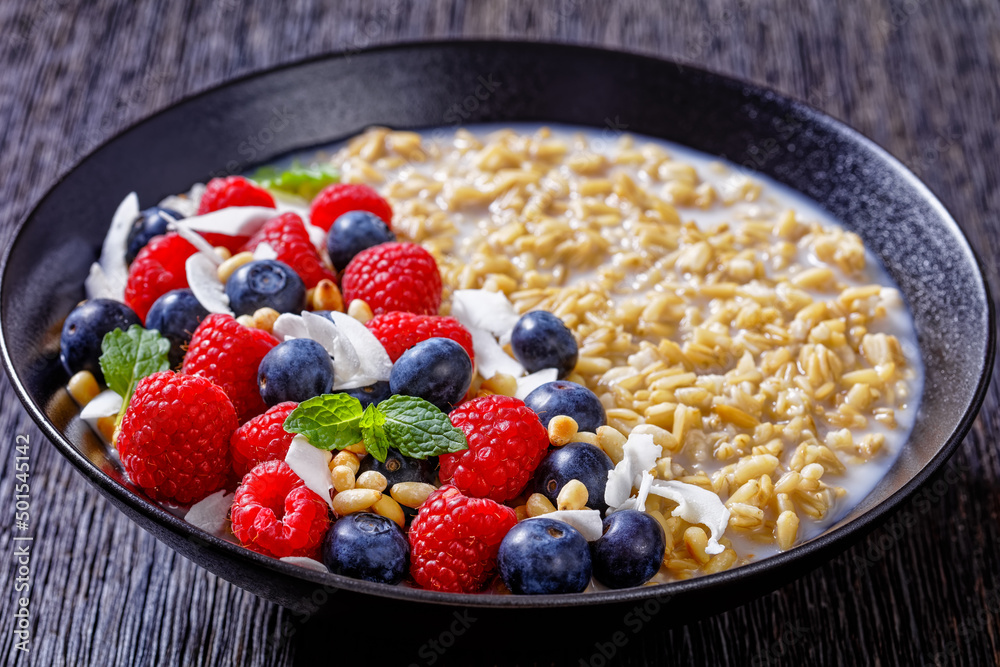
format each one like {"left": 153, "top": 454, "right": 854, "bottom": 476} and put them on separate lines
{"left": 185, "top": 252, "right": 233, "bottom": 315}
{"left": 173, "top": 206, "right": 276, "bottom": 237}
{"left": 452, "top": 289, "right": 521, "bottom": 338}
{"left": 280, "top": 556, "right": 329, "bottom": 573}
{"left": 272, "top": 311, "right": 392, "bottom": 390}
{"left": 467, "top": 325, "right": 525, "bottom": 380}
{"left": 79, "top": 389, "right": 122, "bottom": 424}
{"left": 158, "top": 183, "right": 205, "bottom": 217}
{"left": 647, "top": 480, "right": 730, "bottom": 555}
{"left": 604, "top": 432, "right": 660, "bottom": 509}
{"left": 252, "top": 241, "right": 278, "bottom": 261}
{"left": 514, "top": 368, "right": 558, "bottom": 400}
{"left": 185, "top": 490, "right": 233, "bottom": 536}
{"left": 526, "top": 509, "right": 604, "bottom": 542}
{"left": 85, "top": 192, "right": 139, "bottom": 300}
{"left": 284, "top": 435, "right": 334, "bottom": 509}
{"left": 172, "top": 223, "right": 226, "bottom": 265}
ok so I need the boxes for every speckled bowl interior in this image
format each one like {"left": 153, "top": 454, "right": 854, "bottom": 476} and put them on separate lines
{"left": 0, "top": 42, "right": 993, "bottom": 621}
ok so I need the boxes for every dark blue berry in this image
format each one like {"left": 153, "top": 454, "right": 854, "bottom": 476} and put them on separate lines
{"left": 358, "top": 448, "right": 437, "bottom": 488}
{"left": 145, "top": 289, "right": 209, "bottom": 369}
{"left": 125, "top": 206, "right": 184, "bottom": 264}
{"left": 510, "top": 311, "right": 579, "bottom": 379}
{"left": 524, "top": 380, "right": 606, "bottom": 433}
{"left": 389, "top": 337, "right": 472, "bottom": 412}
{"left": 533, "top": 442, "right": 614, "bottom": 513}
{"left": 257, "top": 338, "right": 334, "bottom": 406}
{"left": 321, "top": 512, "right": 409, "bottom": 585}
{"left": 325, "top": 210, "right": 396, "bottom": 272}
{"left": 338, "top": 380, "right": 392, "bottom": 409}
{"left": 498, "top": 518, "right": 592, "bottom": 595}
{"left": 590, "top": 510, "right": 666, "bottom": 589}
{"left": 225, "top": 259, "right": 305, "bottom": 316}
{"left": 60, "top": 299, "right": 141, "bottom": 382}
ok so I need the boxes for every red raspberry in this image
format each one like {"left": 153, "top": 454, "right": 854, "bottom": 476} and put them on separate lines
{"left": 182, "top": 314, "right": 279, "bottom": 423}
{"left": 341, "top": 242, "right": 441, "bottom": 316}
{"left": 197, "top": 176, "right": 276, "bottom": 214}
{"left": 230, "top": 401, "right": 298, "bottom": 479}
{"left": 231, "top": 460, "right": 330, "bottom": 559}
{"left": 409, "top": 485, "right": 517, "bottom": 593}
{"left": 124, "top": 232, "right": 197, "bottom": 322}
{"left": 117, "top": 371, "right": 237, "bottom": 505}
{"left": 440, "top": 395, "right": 550, "bottom": 503}
{"left": 365, "top": 312, "right": 475, "bottom": 364}
{"left": 309, "top": 183, "right": 393, "bottom": 232}
{"left": 241, "top": 212, "right": 336, "bottom": 287}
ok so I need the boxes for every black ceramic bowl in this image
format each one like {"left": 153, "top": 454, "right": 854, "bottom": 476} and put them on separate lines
{"left": 0, "top": 41, "right": 993, "bottom": 641}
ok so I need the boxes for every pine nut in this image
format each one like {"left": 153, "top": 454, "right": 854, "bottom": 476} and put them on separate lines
{"left": 348, "top": 299, "right": 374, "bottom": 323}
{"left": 526, "top": 493, "right": 555, "bottom": 517}
{"left": 217, "top": 251, "right": 254, "bottom": 283}
{"left": 556, "top": 479, "right": 588, "bottom": 511}
{"left": 313, "top": 279, "right": 344, "bottom": 312}
{"left": 332, "top": 489, "right": 381, "bottom": 516}
{"left": 356, "top": 470, "right": 388, "bottom": 492}
{"left": 97, "top": 416, "right": 116, "bottom": 443}
{"left": 372, "top": 495, "right": 405, "bottom": 527}
{"left": 67, "top": 370, "right": 99, "bottom": 406}
{"left": 331, "top": 465, "right": 356, "bottom": 493}
{"left": 514, "top": 505, "right": 529, "bottom": 521}
{"left": 252, "top": 307, "right": 280, "bottom": 333}
{"left": 344, "top": 442, "right": 367, "bottom": 455}
{"left": 390, "top": 482, "right": 437, "bottom": 508}
{"left": 570, "top": 431, "right": 598, "bottom": 445}
{"left": 213, "top": 246, "right": 232, "bottom": 261}
{"left": 548, "top": 415, "right": 578, "bottom": 446}
{"left": 481, "top": 373, "right": 517, "bottom": 397}
{"left": 332, "top": 450, "right": 360, "bottom": 474}
{"left": 597, "top": 425, "right": 627, "bottom": 464}
{"left": 236, "top": 315, "right": 255, "bottom": 327}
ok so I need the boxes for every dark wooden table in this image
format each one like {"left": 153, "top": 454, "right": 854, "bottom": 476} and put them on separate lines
{"left": 1, "top": 1, "right": 998, "bottom": 665}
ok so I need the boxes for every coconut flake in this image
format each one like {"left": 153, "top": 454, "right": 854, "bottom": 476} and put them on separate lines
{"left": 604, "top": 432, "right": 660, "bottom": 510}
{"left": 468, "top": 325, "right": 525, "bottom": 380}
{"left": 284, "top": 435, "right": 334, "bottom": 509}
{"left": 185, "top": 490, "right": 234, "bottom": 536}
{"left": 158, "top": 183, "right": 205, "bottom": 218}
{"left": 173, "top": 223, "right": 225, "bottom": 265}
{"left": 317, "top": 311, "right": 392, "bottom": 389}
{"left": 527, "top": 509, "right": 604, "bottom": 541}
{"left": 252, "top": 241, "right": 278, "bottom": 261}
{"left": 186, "top": 253, "right": 233, "bottom": 315}
{"left": 648, "top": 480, "right": 730, "bottom": 555}
{"left": 280, "top": 556, "right": 329, "bottom": 573}
{"left": 633, "top": 471, "right": 654, "bottom": 512}
{"left": 514, "top": 368, "right": 558, "bottom": 400}
{"left": 175, "top": 206, "right": 276, "bottom": 237}
{"left": 452, "top": 289, "right": 521, "bottom": 337}
{"left": 85, "top": 192, "right": 139, "bottom": 300}
{"left": 80, "top": 389, "right": 122, "bottom": 424}
{"left": 272, "top": 312, "right": 310, "bottom": 340}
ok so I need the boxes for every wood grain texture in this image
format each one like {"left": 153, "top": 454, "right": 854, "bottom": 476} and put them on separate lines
{"left": 1, "top": 1, "right": 998, "bottom": 665}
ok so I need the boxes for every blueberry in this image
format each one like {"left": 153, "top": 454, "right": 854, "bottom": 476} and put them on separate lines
{"left": 533, "top": 442, "right": 614, "bottom": 513}
{"left": 389, "top": 337, "right": 472, "bottom": 412}
{"left": 358, "top": 448, "right": 437, "bottom": 488}
{"left": 590, "top": 510, "right": 666, "bottom": 589}
{"left": 321, "top": 512, "right": 409, "bottom": 585}
{"left": 145, "top": 289, "right": 209, "bottom": 369}
{"left": 325, "top": 210, "right": 396, "bottom": 272}
{"left": 498, "top": 518, "right": 592, "bottom": 595}
{"left": 60, "top": 299, "right": 141, "bottom": 382}
{"left": 523, "top": 380, "right": 606, "bottom": 433}
{"left": 257, "top": 339, "right": 334, "bottom": 406}
{"left": 338, "top": 380, "right": 392, "bottom": 409}
{"left": 125, "top": 206, "right": 184, "bottom": 264}
{"left": 225, "top": 259, "right": 306, "bottom": 316}
{"left": 510, "top": 311, "right": 579, "bottom": 379}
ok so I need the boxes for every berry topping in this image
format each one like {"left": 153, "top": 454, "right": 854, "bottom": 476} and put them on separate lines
{"left": 230, "top": 401, "right": 298, "bottom": 479}
{"left": 326, "top": 210, "right": 396, "bottom": 271}
{"left": 498, "top": 518, "right": 593, "bottom": 595}
{"left": 358, "top": 448, "right": 437, "bottom": 488}
{"left": 310, "top": 183, "right": 393, "bottom": 232}
{"left": 440, "top": 395, "right": 549, "bottom": 503}
{"left": 524, "top": 380, "right": 607, "bottom": 433}
{"left": 337, "top": 380, "right": 392, "bottom": 409}
{"left": 117, "top": 371, "right": 237, "bottom": 505}
{"left": 257, "top": 339, "right": 334, "bottom": 406}
{"left": 230, "top": 460, "right": 331, "bottom": 559}
{"left": 125, "top": 206, "right": 184, "bottom": 265}
{"left": 197, "top": 175, "right": 276, "bottom": 214}
{"left": 241, "top": 212, "right": 335, "bottom": 287}
{"left": 124, "top": 232, "right": 198, "bottom": 322}
{"left": 182, "top": 313, "right": 279, "bottom": 422}
{"left": 341, "top": 242, "right": 442, "bottom": 316}
{"left": 408, "top": 485, "right": 517, "bottom": 593}
{"left": 321, "top": 512, "right": 409, "bottom": 585}
{"left": 225, "top": 259, "right": 306, "bottom": 316}
{"left": 144, "top": 289, "right": 209, "bottom": 369}
{"left": 365, "top": 312, "right": 475, "bottom": 364}
{"left": 533, "top": 442, "right": 614, "bottom": 514}
{"left": 389, "top": 338, "right": 472, "bottom": 413}
{"left": 590, "top": 510, "right": 666, "bottom": 589}
{"left": 510, "top": 311, "right": 579, "bottom": 379}
{"left": 60, "top": 299, "right": 140, "bottom": 382}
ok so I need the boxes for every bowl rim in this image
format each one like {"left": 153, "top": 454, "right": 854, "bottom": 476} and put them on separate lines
{"left": 1, "top": 38, "right": 995, "bottom": 609}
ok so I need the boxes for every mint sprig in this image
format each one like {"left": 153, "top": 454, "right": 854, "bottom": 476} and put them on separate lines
{"left": 98, "top": 326, "right": 171, "bottom": 421}
{"left": 251, "top": 163, "right": 339, "bottom": 201}
{"left": 283, "top": 393, "right": 468, "bottom": 462}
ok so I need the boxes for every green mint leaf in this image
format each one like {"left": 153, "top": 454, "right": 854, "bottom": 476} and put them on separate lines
{"left": 283, "top": 393, "right": 364, "bottom": 451}
{"left": 360, "top": 404, "right": 389, "bottom": 462}
{"left": 377, "top": 395, "right": 468, "bottom": 460}
{"left": 98, "top": 326, "right": 171, "bottom": 407}
{"left": 251, "top": 163, "right": 339, "bottom": 201}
